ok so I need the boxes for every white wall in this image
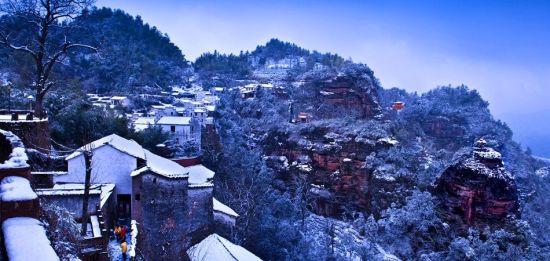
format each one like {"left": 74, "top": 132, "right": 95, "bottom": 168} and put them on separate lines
{"left": 54, "top": 145, "right": 137, "bottom": 194}
{"left": 159, "top": 124, "right": 193, "bottom": 145}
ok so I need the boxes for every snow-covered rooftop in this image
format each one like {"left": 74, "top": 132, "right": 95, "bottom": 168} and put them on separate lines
{"left": 187, "top": 164, "right": 215, "bottom": 187}
{"left": 0, "top": 176, "right": 37, "bottom": 202}
{"left": 65, "top": 134, "right": 146, "bottom": 161}
{"left": 36, "top": 183, "right": 115, "bottom": 209}
{"left": 30, "top": 171, "right": 68, "bottom": 175}
{"left": 131, "top": 150, "right": 189, "bottom": 179}
{"left": 134, "top": 117, "right": 156, "bottom": 131}
{"left": 157, "top": 116, "right": 191, "bottom": 125}
{"left": 187, "top": 234, "right": 261, "bottom": 261}
{"left": 213, "top": 198, "right": 239, "bottom": 217}
{"left": 134, "top": 117, "right": 155, "bottom": 125}
{"left": 110, "top": 96, "right": 127, "bottom": 100}
{"left": 2, "top": 217, "right": 59, "bottom": 261}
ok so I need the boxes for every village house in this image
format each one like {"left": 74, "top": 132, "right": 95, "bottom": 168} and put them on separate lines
{"left": 150, "top": 104, "right": 177, "bottom": 118}
{"left": 192, "top": 108, "right": 208, "bottom": 125}
{"left": 239, "top": 83, "right": 275, "bottom": 99}
{"left": 156, "top": 116, "right": 201, "bottom": 145}
{"left": 49, "top": 134, "right": 239, "bottom": 260}
{"left": 110, "top": 96, "right": 131, "bottom": 107}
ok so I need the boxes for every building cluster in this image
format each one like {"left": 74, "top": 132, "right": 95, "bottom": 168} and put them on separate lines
{"left": 89, "top": 86, "right": 223, "bottom": 148}
{"left": 238, "top": 82, "right": 274, "bottom": 99}
{"left": 87, "top": 94, "right": 131, "bottom": 108}
{"left": 0, "top": 83, "right": 262, "bottom": 260}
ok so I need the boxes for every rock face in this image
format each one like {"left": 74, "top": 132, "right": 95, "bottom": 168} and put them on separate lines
{"left": 434, "top": 139, "right": 519, "bottom": 230}
{"left": 265, "top": 126, "right": 410, "bottom": 217}
{"left": 319, "top": 75, "right": 381, "bottom": 118}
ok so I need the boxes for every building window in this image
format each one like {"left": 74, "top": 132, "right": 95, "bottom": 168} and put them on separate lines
{"left": 171, "top": 126, "right": 176, "bottom": 132}
{"left": 135, "top": 194, "right": 140, "bottom": 201}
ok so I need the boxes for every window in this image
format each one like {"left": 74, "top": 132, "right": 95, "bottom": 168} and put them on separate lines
{"left": 135, "top": 194, "right": 140, "bottom": 201}
{"left": 171, "top": 126, "right": 176, "bottom": 132}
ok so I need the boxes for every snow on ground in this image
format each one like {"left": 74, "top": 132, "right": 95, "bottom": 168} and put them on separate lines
{"left": 376, "top": 244, "right": 402, "bottom": 261}
{"left": 108, "top": 238, "right": 123, "bottom": 261}
{"left": 377, "top": 137, "right": 399, "bottom": 145}
{"left": 2, "top": 217, "right": 59, "bottom": 261}
{"left": 0, "top": 176, "right": 37, "bottom": 201}
{"left": 213, "top": 198, "right": 239, "bottom": 217}
{"left": 187, "top": 233, "right": 262, "bottom": 261}
{"left": 108, "top": 232, "right": 132, "bottom": 261}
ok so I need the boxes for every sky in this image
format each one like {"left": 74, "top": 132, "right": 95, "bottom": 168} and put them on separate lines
{"left": 97, "top": 0, "right": 550, "bottom": 156}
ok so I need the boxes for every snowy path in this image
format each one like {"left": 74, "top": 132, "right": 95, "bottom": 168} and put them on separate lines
{"left": 107, "top": 234, "right": 132, "bottom": 261}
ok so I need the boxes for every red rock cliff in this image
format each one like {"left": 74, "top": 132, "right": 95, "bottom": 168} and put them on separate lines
{"left": 434, "top": 139, "right": 519, "bottom": 231}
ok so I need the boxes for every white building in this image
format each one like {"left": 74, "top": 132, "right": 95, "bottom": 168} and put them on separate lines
{"left": 150, "top": 104, "right": 177, "bottom": 118}
{"left": 110, "top": 96, "right": 131, "bottom": 107}
{"left": 54, "top": 134, "right": 215, "bottom": 219}
{"left": 55, "top": 134, "right": 146, "bottom": 195}
{"left": 156, "top": 116, "right": 200, "bottom": 145}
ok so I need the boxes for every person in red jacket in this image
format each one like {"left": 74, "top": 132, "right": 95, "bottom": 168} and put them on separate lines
{"left": 120, "top": 225, "right": 127, "bottom": 240}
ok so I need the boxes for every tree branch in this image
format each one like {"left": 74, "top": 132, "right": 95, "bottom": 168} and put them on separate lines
{"left": 0, "top": 32, "right": 39, "bottom": 60}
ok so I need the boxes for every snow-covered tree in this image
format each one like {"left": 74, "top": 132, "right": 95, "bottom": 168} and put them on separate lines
{"left": 0, "top": 0, "right": 96, "bottom": 118}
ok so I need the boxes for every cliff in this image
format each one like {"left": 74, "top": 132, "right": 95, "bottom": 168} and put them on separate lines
{"left": 434, "top": 139, "right": 520, "bottom": 231}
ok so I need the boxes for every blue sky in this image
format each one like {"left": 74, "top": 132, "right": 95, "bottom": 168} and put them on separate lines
{"left": 98, "top": 0, "right": 550, "bottom": 156}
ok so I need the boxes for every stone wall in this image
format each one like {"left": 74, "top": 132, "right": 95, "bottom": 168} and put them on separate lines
{"left": 132, "top": 173, "right": 192, "bottom": 261}
{"left": 187, "top": 187, "right": 213, "bottom": 246}
{"left": 0, "top": 119, "right": 50, "bottom": 152}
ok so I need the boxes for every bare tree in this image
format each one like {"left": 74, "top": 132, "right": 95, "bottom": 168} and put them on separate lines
{"left": 80, "top": 147, "right": 92, "bottom": 236}
{"left": 0, "top": 0, "right": 96, "bottom": 118}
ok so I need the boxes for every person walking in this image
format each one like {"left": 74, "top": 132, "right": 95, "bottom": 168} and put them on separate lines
{"left": 120, "top": 225, "right": 127, "bottom": 241}
{"left": 114, "top": 225, "right": 121, "bottom": 242}
{"left": 121, "top": 240, "right": 128, "bottom": 260}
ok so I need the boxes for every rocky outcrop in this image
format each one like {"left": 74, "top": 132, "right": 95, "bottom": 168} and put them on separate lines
{"left": 434, "top": 139, "right": 519, "bottom": 231}
{"left": 265, "top": 125, "right": 410, "bottom": 217}
{"left": 317, "top": 74, "right": 381, "bottom": 119}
